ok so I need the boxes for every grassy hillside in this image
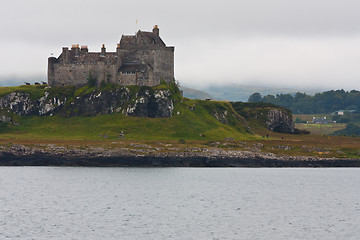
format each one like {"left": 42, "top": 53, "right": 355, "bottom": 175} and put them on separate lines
{"left": 0, "top": 85, "right": 360, "bottom": 159}
{"left": 0, "top": 101, "right": 254, "bottom": 141}
{"left": 0, "top": 84, "right": 262, "bottom": 141}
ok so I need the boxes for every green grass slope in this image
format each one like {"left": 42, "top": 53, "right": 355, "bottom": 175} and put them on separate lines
{"left": 0, "top": 84, "right": 262, "bottom": 141}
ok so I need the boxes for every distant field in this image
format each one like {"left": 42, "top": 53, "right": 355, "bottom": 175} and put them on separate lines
{"left": 293, "top": 114, "right": 333, "bottom": 122}
{"left": 294, "top": 114, "right": 347, "bottom": 135}
{"left": 295, "top": 123, "right": 346, "bottom": 135}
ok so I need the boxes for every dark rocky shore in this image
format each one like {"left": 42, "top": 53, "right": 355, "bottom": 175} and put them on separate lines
{"left": 0, "top": 143, "right": 359, "bottom": 167}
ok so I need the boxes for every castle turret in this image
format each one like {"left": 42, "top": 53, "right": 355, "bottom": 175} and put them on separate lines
{"left": 101, "top": 44, "right": 106, "bottom": 56}
{"left": 71, "top": 44, "right": 80, "bottom": 56}
{"left": 153, "top": 25, "right": 159, "bottom": 36}
{"left": 48, "top": 56, "right": 57, "bottom": 86}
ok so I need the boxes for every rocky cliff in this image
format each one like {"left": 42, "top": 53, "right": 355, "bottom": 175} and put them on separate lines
{"left": 0, "top": 86, "right": 174, "bottom": 119}
{"left": 266, "top": 109, "right": 294, "bottom": 133}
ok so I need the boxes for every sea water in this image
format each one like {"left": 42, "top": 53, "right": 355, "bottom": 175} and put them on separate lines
{"left": 0, "top": 167, "right": 359, "bottom": 239}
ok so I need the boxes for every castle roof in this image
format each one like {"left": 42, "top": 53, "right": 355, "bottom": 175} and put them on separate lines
{"left": 120, "top": 35, "right": 135, "bottom": 45}
{"left": 119, "top": 30, "right": 165, "bottom": 48}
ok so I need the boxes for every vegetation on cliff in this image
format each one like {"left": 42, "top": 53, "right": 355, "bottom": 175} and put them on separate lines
{"left": 0, "top": 83, "right": 292, "bottom": 141}
{"left": 0, "top": 84, "right": 359, "bottom": 160}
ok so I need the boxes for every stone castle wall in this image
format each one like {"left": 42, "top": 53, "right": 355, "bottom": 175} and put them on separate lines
{"left": 48, "top": 56, "right": 118, "bottom": 87}
{"left": 48, "top": 26, "right": 174, "bottom": 87}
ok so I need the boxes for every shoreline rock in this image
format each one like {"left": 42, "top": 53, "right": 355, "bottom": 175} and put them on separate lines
{"left": 0, "top": 144, "right": 359, "bottom": 167}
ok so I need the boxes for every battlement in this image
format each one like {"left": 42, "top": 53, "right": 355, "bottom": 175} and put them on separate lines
{"left": 48, "top": 26, "right": 174, "bottom": 87}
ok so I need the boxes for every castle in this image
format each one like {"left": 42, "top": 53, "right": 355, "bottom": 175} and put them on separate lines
{"left": 48, "top": 25, "right": 174, "bottom": 87}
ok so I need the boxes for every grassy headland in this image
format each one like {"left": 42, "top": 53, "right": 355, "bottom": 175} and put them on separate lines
{"left": 0, "top": 84, "right": 255, "bottom": 141}
{"left": 0, "top": 84, "right": 359, "bottom": 159}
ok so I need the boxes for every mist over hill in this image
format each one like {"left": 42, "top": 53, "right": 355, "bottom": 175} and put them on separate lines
{"left": 0, "top": 75, "right": 47, "bottom": 87}
{"left": 179, "top": 86, "right": 213, "bottom": 100}
{"left": 182, "top": 84, "right": 323, "bottom": 102}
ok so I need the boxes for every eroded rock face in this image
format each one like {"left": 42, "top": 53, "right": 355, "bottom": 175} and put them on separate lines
{"left": 126, "top": 89, "right": 173, "bottom": 118}
{"left": 0, "top": 92, "right": 37, "bottom": 116}
{"left": 64, "top": 88, "right": 131, "bottom": 117}
{"left": 64, "top": 88, "right": 173, "bottom": 118}
{"left": 266, "top": 109, "right": 294, "bottom": 133}
{"left": 212, "top": 110, "right": 229, "bottom": 125}
{"left": 0, "top": 87, "right": 174, "bottom": 118}
{"left": 38, "top": 92, "right": 65, "bottom": 116}
{"left": 0, "top": 92, "right": 65, "bottom": 116}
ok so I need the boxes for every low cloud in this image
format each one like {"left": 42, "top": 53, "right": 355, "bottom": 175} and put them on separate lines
{"left": 177, "top": 35, "right": 360, "bottom": 90}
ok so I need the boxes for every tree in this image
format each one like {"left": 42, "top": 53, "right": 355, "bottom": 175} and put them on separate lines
{"left": 248, "top": 93, "right": 263, "bottom": 102}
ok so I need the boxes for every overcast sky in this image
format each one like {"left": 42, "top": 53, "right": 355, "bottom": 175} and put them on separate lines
{"left": 1, "top": 0, "right": 360, "bottom": 90}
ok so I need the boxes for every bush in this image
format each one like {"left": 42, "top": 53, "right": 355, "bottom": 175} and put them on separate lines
{"left": 100, "top": 80, "right": 107, "bottom": 88}
{"left": 179, "top": 139, "right": 186, "bottom": 144}
{"left": 295, "top": 117, "right": 307, "bottom": 123}
{"left": 339, "top": 117, "right": 351, "bottom": 123}
{"left": 87, "top": 74, "right": 97, "bottom": 87}
{"left": 333, "top": 122, "right": 360, "bottom": 136}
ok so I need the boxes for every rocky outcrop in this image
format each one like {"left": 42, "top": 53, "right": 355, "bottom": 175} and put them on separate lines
{"left": 0, "top": 87, "right": 174, "bottom": 118}
{"left": 0, "top": 92, "right": 65, "bottom": 116}
{"left": 38, "top": 92, "right": 65, "bottom": 116}
{"left": 0, "top": 92, "right": 38, "bottom": 116}
{"left": 125, "top": 89, "right": 173, "bottom": 118}
{"left": 266, "top": 109, "right": 294, "bottom": 133}
{"left": 231, "top": 102, "right": 295, "bottom": 134}
{"left": 212, "top": 110, "right": 229, "bottom": 125}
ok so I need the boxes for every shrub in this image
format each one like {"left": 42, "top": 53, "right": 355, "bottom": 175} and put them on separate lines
{"left": 87, "top": 74, "right": 97, "bottom": 87}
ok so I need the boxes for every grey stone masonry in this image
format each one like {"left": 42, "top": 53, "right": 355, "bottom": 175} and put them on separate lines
{"left": 48, "top": 25, "right": 175, "bottom": 87}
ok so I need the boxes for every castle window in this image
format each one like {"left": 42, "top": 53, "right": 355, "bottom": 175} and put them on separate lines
{"left": 132, "top": 71, "right": 136, "bottom": 74}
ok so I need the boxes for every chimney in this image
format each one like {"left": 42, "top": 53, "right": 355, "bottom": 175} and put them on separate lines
{"left": 101, "top": 44, "right": 106, "bottom": 56}
{"left": 153, "top": 25, "right": 159, "bottom": 36}
{"left": 116, "top": 43, "right": 120, "bottom": 53}
{"left": 81, "top": 45, "right": 88, "bottom": 52}
{"left": 72, "top": 44, "right": 80, "bottom": 56}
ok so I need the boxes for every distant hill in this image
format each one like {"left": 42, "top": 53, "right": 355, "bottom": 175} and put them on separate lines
{"left": 194, "top": 84, "right": 321, "bottom": 102}
{"left": 180, "top": 86, "right": 213, "bottom": 100}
